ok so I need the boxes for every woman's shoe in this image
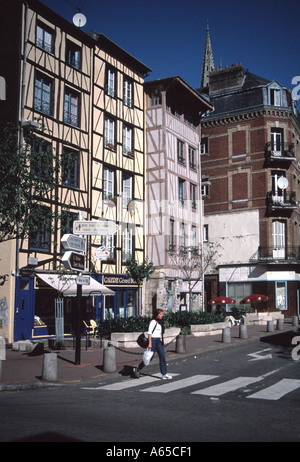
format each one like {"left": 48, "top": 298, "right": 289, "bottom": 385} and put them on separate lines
{"left": 162, "top": 374, "right": 172, "bottom": 380}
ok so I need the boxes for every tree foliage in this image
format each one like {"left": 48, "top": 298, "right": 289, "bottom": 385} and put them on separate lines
{"left": 0, "top": 123, "right": 70, "bottom": 243}
{"left": 125, "top": 258, "right": 155, "bottom": 287}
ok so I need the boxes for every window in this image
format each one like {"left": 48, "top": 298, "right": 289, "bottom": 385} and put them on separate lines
{"left": 101, "top": 234, "right": 115, "bottom": 260}
{"left": 179, "top": 178, "right": 185, "bottom": 205}
{"left": 271, "top": 128, "right": 283, "bottom": 156}
{"left": 66, "top": 41, "right": 81, "bottom": 69}
{"left": 191, "top": 226, "right": 197, "bottom": 253}
{"left": 34, "top": 73, "right": 52, "bottom": 115}
{"left": 190, "top": 183, "right": 197, "bottom": 209}
{"left": 106, "top": 67, "right": 116, "bottom": 97}
{"left": 169, "top": 220, "right": 175, "bottom": 251}
{"left": 124, "top": 78, "right": 133, "bottom": 107}
{"left": 276, "top": 281, "right": 287, "bottom": 310}
{"left": 227, "top": 282, "right": 252, "bottom": 308}
{"left": 272, "top": 220, "right": 286, "bottom": 259}
{"left": 122, "top": 174, "right": 133, "bottom": 208}
{"left": 270, "top": 88, "right": 281, "bottom": 106}
{"left": 201, "top": 137, "right": 208, "bottom": 155}
{"left": 32, "top": 138, "right": 52, "bottom": 181}
{"left": 271, "top": 171, "right": 286, "bottom": 203}
{"left": 203, "top": 224, "right": 209, "bottom": 242}
{"left": 177, "top": 139, "right": 185, "bottom": 164}
{"left": 103, "top": 167, "right": 115, "bottom": 200}
{"left": 29, "top": 207, "right": 51, "bottom": 252}
{"left": 104, "top": 117, "right": 116, "bottom": 149}
{"left": 189, "top": 146, "right": 196, "bottom": 170}
{"left": 64, "top": 89, "right": 80, "bottom": 126}
{"left": 149, "top": 90, "right": 161, "bottom": 106}
{"left": 61, "top": 211, "right": 77, "bottom": 236}
{"left": 201, "top": 179, "right": 210, "bottom": 197}
{"left": 123, "top": 124, "right": 133, "bottom": 155}
{"left": 36, "top": 23, "right": 54, "bottom": 53}
{"left": 179, "top": 222, "right": 186, "bottom": 253}
{"left": 122, "top": 227, "right": 133, "bottom": 262}
{"left": 62, "top": 148, "right": 79, "bottom": 188}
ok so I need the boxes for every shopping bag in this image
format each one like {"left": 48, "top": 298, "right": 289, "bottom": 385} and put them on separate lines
{"left": 143, "top": 348, "right": 154, "bottom": 366}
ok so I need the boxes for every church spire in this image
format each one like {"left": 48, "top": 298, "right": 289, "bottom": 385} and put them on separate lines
{"left": 200, "top": 20, "right": 215, "bottom": 88}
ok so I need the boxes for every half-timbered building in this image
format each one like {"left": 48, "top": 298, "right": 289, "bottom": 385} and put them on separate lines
{"left": 144, "top": 77, "right": 213, "bottom": 313}
{"left": 0, "top": 0, "right": 150, "bottom": 342}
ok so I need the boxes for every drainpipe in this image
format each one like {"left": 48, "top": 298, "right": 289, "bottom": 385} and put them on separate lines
{"left": 16, "top": 0, "right": 29, "bottom": 278}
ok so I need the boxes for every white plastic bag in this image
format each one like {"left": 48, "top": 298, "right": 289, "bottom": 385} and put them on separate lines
{"left": 143, "top": 348, "right": 154, "bottom": 366}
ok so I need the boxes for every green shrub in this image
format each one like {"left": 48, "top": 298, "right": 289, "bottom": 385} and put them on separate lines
{"left": 98, "top": 311, "right": 226, "bottom": 338}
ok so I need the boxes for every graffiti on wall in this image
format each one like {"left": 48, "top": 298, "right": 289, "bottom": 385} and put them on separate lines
{"left": 0, "top": 296, "right": 9, "bottom": 329}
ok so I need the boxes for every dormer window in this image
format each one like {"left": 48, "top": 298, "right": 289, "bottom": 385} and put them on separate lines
{"left": 268, "top": 85, "right": 282, "bottom": 106}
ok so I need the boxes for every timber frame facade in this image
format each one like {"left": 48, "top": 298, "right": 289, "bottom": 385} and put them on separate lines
{"left": 0, "top": 0, "right": 151, "bottom": 342}
{"left": 144, "top": 77, "right": 213, "bottom": 313}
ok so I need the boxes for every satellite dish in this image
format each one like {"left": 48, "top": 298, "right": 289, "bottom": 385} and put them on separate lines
{"left": 73, "top": 12, "right": 87, "bottom": 28}
{"left": 277, "top": 176, "right": 289, "bottom": 190}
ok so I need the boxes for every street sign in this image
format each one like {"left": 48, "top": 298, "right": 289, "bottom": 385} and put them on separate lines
{"left": 61, "top": 234, "right": 86, "bottom": 252}
{"left": 76, "top": 276, "right": 90, "bottom": 286}
{"left": 62, "top": 251, "right": 85, "bottom": 272}
{"left": 73, "top": 220, "right": 120, "bottom": 236}
{"left": 95, "top": 245, "right": 110, "bottom": 261}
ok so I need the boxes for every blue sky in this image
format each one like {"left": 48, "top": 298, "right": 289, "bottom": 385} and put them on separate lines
{"left": 40, "top": 0, "right": 299, "bottom": 99}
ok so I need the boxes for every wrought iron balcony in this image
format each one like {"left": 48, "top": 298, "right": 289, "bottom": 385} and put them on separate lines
{"left": 265, "top": 142, "right": 296, "bottom": 162}
{"left": 250, "top": 246, "right": 300, "bottom": 263}
{"left": 266, "top": 191, "right": 298, "bottom": 211}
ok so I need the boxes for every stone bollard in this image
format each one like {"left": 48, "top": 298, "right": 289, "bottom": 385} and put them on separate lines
{"left": 239, "top": 324, "right": 248, "bottom": 339}
{"left": 277, "top": 318, "right": 284, "bottom": 331}
{"left": 103, "top": 346, "right": 116, "bottom": 373}
{"left": 42, "top": 353, "right": 57, "bottom": 382}
{"left": 222, "top": 327, "right": 231, "bottom": 343}
{"left": 292, "top": 316, "right": 299, "bottom": 327}
{"left": 176, "top": 335, "right": 186, "bottom": 354}
{"left": 267, "top": 320, "right": 274, "bottom": 332}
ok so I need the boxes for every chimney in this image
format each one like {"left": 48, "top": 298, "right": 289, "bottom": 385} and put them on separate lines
{"left": 209, "top": 63, "right": 244, "bottom": 94}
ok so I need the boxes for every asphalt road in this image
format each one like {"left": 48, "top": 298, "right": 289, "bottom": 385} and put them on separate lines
{"left": 0, "top": 331, "right": 299, "bottom": 444}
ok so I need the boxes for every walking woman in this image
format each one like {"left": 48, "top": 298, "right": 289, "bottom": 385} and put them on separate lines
{"left": 133, "top": 309, "right": 172, "bottom": 379}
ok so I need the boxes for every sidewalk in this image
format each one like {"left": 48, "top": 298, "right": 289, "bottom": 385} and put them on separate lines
{"left": 1, "top": 320, "right": 298, "bottom": 391}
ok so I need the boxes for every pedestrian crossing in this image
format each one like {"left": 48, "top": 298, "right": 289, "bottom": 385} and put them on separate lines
{"left": 82, "top": 372, "right": 300, "bottom": 401}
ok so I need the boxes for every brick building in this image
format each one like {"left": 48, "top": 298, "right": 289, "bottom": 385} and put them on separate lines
{"left": 200, "top": 60, "right": 300, "bottom": 316}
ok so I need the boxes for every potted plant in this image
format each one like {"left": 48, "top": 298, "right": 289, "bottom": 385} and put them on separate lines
{"left": 107, "top": 195, "right": 117, "bottom": 206}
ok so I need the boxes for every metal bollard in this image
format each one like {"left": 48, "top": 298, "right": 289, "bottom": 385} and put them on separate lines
{"left": 239, "top": 324, "right": 248, "bottom": 339}
{"left": 103, "top": 346, "right": 116, "bottom": 373}
{"left": 222, "top": 327, "right": 231, "bottom": 343}
{"left": 292, "top": 316, "right": 299, "bottom": 327}
{"left": 176, "top": 335, "right": 186, "bottom": 353}
{"left": 42, "top": 353, "right": 57, "bottom": 382}
{"left": 0, "top": 358, "right": 2, "bottom": 382}
{"left": 277, "top": 318, "right": 284, "bottom": 331}
{"left": 267, "top": 320, "right": 274, "bottom": 332}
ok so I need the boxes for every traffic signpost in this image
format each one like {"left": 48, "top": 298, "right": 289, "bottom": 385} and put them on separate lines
{"left": 73, "top": 220, "right": 120, "bottom": 236}
{"left": 61, "top": 221, "right": 120, "bottom": 365}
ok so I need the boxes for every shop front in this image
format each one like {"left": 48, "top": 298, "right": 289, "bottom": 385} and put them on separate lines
{"left": 13, "top": 273, "right": 114, "bottom": 342}
{"left": 98, "top": 274, "right": 139, "bottom": 319}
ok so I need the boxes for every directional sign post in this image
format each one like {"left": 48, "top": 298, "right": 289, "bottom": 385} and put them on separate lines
{"left": 61, "top": 234, "right": 86, "bottom": 252}
{"left": 73, "top": 220, "right": 120, "bottom": 236}
{"left": 62, "top": 251, "right": 85, "bottom": 272}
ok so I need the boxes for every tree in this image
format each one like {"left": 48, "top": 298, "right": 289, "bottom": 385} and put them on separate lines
{"left": 167, "top": 242, "right": 220, "bottom": 312}
{"left": 125, "top": 258, "right": 155, "bottom": 314}
{"left": 0, "top": 122, "right": 71, "bottom": 243}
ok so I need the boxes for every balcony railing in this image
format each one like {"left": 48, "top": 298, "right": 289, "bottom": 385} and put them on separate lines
{"left": 265, "top": 142, "right": 295, "bottom": 161}
{"left": 266, "top": 191, "right": 298, "bottom": 210}
{"left": 251, "top": 246, "right": 300, "bottom": 262}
